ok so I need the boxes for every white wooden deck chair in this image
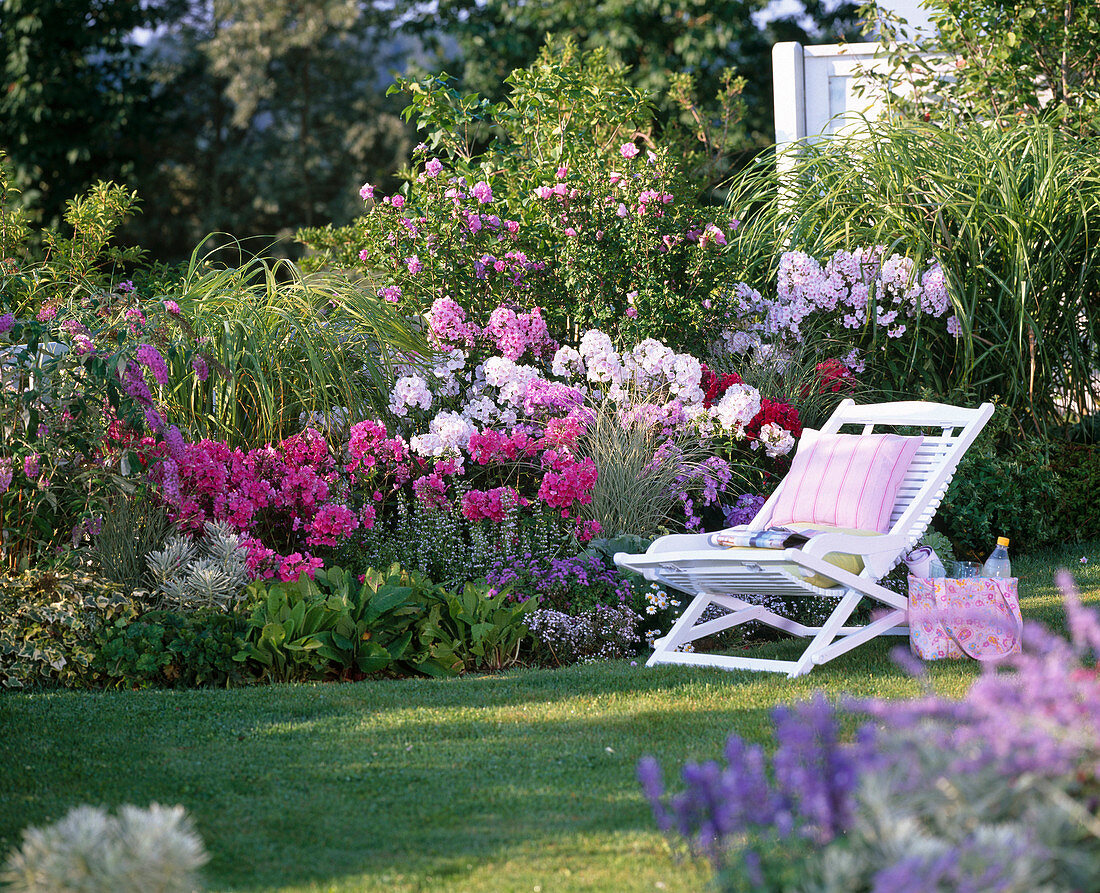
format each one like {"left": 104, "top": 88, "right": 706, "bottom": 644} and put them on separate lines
{"left": 615, "top": 399, "right": 994, "bottom": 677}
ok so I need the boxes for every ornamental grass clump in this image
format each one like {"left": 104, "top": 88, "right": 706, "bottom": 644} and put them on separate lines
{"left": 639, "top": 571, "right": 1100, "bottom": 892}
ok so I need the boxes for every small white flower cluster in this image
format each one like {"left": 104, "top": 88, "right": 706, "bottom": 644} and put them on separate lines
{"left": 643, "top": 583, "right": 681, "bottom": 615}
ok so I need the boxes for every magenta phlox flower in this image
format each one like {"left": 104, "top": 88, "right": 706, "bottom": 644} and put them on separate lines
{"left": 461, "top": 486, "right": 519, "bottom": 522}
{"left": 278, "top": 552, "right": 324, "bottom": 582}
{"left": 22, "top": 453, "right": 39, "bottom": 479}
{"left": 405, "top": 255, "right": 422, "bottom": 275}
{"left": 537, "top": 456, "right": 597, "bottom": 511}
{"left": 307, "top": 503, "right": 360, "bottom": 547}
{"left": 0, "top": 460, "right": 12, "bottom": 494}
{"left": 163, "top": 300, "right": 181, "bottom": 315}
{"left": 36, "top": 305, "right": 58, "bottom": 323}
{"left": 412, "top": 472, "right": 449, "bottom": 510}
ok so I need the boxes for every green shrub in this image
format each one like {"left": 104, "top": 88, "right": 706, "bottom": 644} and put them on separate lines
{"left": 0, "top": 569, "right": 131, "bottom": 689}
{"left": 934, "top": 419, "right": 1060, "bottom": 559}
{"left": 236, "top": 565, "right": 460, "bottom": 683}
{"left": 419, "top": 581, "right": 536, "bottom": 672}
{"left": 1048, "top": 441, "right": 1100, "bottom": 544}
{"left": 298, "top": 39, "right": 745, "bottom": 353}
{"left": 94, "top": 610, "right": 248, "bottom": 689}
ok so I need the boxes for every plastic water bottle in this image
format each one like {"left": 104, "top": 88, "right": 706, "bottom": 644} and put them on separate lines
{"left": 982, "top": 537, "right": 1012, "bottom": 578}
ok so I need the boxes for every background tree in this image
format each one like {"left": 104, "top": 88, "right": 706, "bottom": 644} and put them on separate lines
{"left": 0, "top": 0, "right": 181, "bottom": 229}
{"left": 861, "top": 0, "right": 1100, "bottom": 135}
{"left": 421, "top": 0, "right": 862, "bottom": 186}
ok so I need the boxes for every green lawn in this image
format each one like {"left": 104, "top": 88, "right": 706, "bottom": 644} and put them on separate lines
{"left": 2, "top": 544, "right": 1098, "bottom": 892}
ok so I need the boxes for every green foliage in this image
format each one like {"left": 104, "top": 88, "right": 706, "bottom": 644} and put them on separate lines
{"left": 0, "top": 569, "right": 131, "bottom": 689}
{"left": 860, "top": 0, "right": 1100, "bottom": 136}
{"left": 88, "top": 493, "right": 175, "bottom": 595}
{"left": 728, "top": 117, "right": 1100, "bottom": 432}
{"left": 420, "top": 581, "right": 535, "bottom": 672}
{"left": 1048, "top": 442, "right": 1100, "bottom": 545}
{"left": 301, "top": 40, "right": 747, "bottom": 352}
{"left": 237, "top": 564, "right": 460, "bottom": 682}
{"left": 94, "top": 609, "right": 248, "bottom": 689}
{"left": 935, "top": 412, "right": 1060, "bottom": 559}
{"left": 235, "top": 578, "right": 334, "bottom": 683}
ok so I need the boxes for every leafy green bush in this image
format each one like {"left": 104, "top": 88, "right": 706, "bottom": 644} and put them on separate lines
{"left": 236, "top": 565, "right": 460, "bottom": 683}
{"left": 94, "top": 610, "right": 248, "bottom": 689}
{"left": 420, "top": 581, "right": 535, "bottom": 672}
{"left": 299, "top": 39, "right": 745, "bottom": 352}
{"left": 1048, "top": 442, "right": 1100, "bottom": 544}
{"left": 0, "top": 569, "right": 131, "bottom": 689}
{"left": 934, "top": 418, "right": 1060, "bottom": 559}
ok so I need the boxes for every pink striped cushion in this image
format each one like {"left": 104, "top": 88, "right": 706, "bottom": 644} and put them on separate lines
{"left": 770, "top": 430, "right": 924, "bottom": 533}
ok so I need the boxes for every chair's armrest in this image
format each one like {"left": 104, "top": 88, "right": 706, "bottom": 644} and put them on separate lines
{"left": 643, "top": 532, "right": 714, "bottom": 554}
{"left": 800, "top": 531, "right": 907, "bottom": 578}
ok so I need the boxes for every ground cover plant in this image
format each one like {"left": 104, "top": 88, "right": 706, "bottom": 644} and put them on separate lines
{"left": 1, "top": 549, "right": 1096, "bottom": 892}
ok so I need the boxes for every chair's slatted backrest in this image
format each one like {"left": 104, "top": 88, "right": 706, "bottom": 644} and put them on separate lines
{"left": 746, "top": 400, "right": 994, "bottom": 545}
{"left": 829, "top": 400, "right": 995, "bottom": 551}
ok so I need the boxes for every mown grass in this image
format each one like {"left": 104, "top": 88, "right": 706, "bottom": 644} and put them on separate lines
{"left": 2, "top": 543, "right": 1098, "bottom": 892}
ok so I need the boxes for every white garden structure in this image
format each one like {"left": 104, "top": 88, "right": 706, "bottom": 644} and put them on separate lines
{"left": 615, "top": 399, "right": 994, "bottom": 678}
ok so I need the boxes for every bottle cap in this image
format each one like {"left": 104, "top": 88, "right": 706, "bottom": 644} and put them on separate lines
{"left": 997, "top": 536, "right": 1010, "bottom": 546}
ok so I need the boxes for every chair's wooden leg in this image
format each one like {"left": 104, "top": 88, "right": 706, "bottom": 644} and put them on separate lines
{"left": 647, "top": 593, "right": 729, "bottom": 665}
{"left": 788, "top": 590, "right": 863, "bottom": 677}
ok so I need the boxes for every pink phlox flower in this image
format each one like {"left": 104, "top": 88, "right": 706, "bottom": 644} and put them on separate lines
{"left": 534, "top": 185, "right": 554, "bottom": 199}
{"left": 390, "top": 194, "right": 405, "bottom": 209}
{"left": 307, "top": 503, "right": 360, "bottom": 547}
{"left": 413, "top": 472, "right": 450, "bottom": 510}
{"left": 379, "top": 284, "right": 403, "bottom": 304}
{"left": 461, "top": 486, "right": 519, "bottom": 523}
{"left": 620, "top": 142, "right": 639, "bottom": 159}
{"left": 556, "top": 165, "right": 568, "bottom": 179}
{"left": 542, "top": 412, "right": 587, "bottom": 448}
{"left": 278, "top": 552, "right": 324, "bottom": 583}
{"left": 360, "top": 182, "right": 375, "bottom": 201}
{"left": 405, "top": 255, "right": 423, "bottom": 275}
{"left": 701, "top": 223, "right": 727, "bottom": 247}
{"left": 0, "top": 460, "right": 12, "bottom": 495}
{"left": 425, "top": 158, "right": 443, "bottom": 178}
